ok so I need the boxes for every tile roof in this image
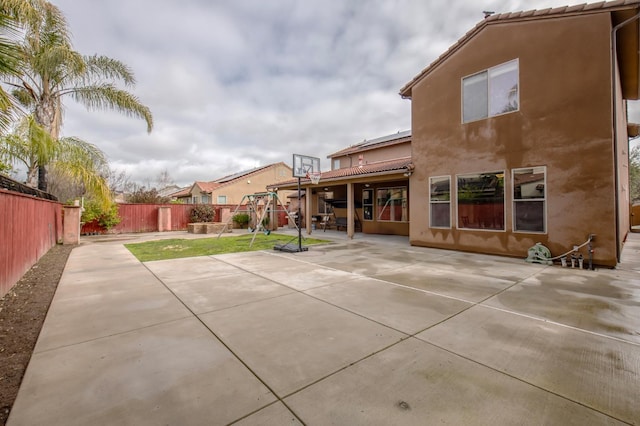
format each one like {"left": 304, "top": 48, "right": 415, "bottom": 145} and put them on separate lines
{"left": 173, "top": 162, "right": 290, "bottom": 197}
{"left": 270, "top": 157, "right": 413, "bottom": 188}
{"left": 399, "top": 0, "right": 640, "bottom": 97}
{"left": 214, "top": 164, "right": 273, "bottom": 183}
{"left": 328, "top": 130, "right": 411, "bottom": 158}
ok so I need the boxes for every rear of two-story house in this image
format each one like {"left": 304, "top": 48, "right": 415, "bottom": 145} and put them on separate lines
{"left": 400, "top": 1, "right": 640, "bottom": 267}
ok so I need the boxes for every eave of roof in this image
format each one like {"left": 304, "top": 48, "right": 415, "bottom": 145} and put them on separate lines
{"left": 399, "top": 0, "right": 640, "bottom": 98}
{"left": 268, "top": 157, "right": 413, "bottom": 189}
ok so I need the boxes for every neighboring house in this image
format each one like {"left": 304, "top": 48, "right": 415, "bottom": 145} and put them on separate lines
{"left": 399, "top": 1, "right": 640, "bottom": 266}
{"left": 173, "top": 162, "right": 293, "bottom": 206}
{"left": 157, "top": 184, "right": 182, "bottom": 198}
{"left": 268, "top": 131, "right": 413, "bottom": 237}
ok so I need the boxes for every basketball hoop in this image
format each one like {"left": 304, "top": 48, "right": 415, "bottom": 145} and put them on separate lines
{"left": 307, "top": 171, "right": 321, "bottom": 185}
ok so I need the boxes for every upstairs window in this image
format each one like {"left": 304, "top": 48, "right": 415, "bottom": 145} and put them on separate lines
{"left": 463, "top": 59, "right": 519, "bottom": 123}
{"left": 217, "top": 195, "right": 226, "bottom": 204}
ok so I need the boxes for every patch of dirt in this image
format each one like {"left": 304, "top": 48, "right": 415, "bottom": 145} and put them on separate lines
{"left": 0, "top": 244, "right": 73, "bottom": 425}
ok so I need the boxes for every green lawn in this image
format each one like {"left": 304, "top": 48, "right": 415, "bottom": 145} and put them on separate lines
{"left": 125, "top": 233, "right": 330, "bottom": 262}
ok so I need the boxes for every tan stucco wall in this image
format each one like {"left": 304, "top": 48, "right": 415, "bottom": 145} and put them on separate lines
{"left": 333, "top": 142, "right": 411, "bottom": 169}
{"left": 409, "top": 13, "right": 619, "bottom": 265}
{"left": 211, "top": 164, "right": 292, "bottom": 205}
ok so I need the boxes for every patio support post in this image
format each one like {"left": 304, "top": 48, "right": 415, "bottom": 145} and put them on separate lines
{"left": 347, "top": 182, "right": 354, "bottom": 239}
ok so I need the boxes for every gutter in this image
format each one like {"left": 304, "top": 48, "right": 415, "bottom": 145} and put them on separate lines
{"left": 611, "top": 10, "right": 640, "bottom": 262}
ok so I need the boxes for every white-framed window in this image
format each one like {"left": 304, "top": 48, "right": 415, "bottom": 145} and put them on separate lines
{"left": 462, "top": 59, "right": 519, "bottom": 123}
{"left": 217, "top": 195, "right": 227, "bottom": 204}
{"left": 318, "top": 191, "right": 334, "bottom": 214}
{"left": 377, "top": 187, "right": 408, "bottom": 222}
{"left": 333, "top": 159, "right": 340, "bottom": 170}
{"left": 363, "top": 188, "right": 373, "bottom": 221}
{"left": 457, "top": 171, "right": 505, "bottom": 230}
{"left": 430, "top": 176, "right": 451, "bottom": 228}
{"left": 513, "top": 166, "right": 546, "bottom": 233}
{"left": 192, "top": 196, "right": 199, "bottom": 204}
{"left": 201, "top": 195, "right": 211, "bottom": 204}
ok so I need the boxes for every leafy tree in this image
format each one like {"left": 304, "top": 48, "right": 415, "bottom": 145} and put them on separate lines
{"left": 0, "top": 115, "right": 111, "bottom": 205}
{"left": 126, "top": 186, "right": 170, "bottom": 204}
{"left": 630, "top": 145, "right": 640, "bottom": 204}
{"left": 1, "top": 0, "right": 153, "bottom": 191}
{"left": 81, "top": 198, "right": 120, "bottom": 230}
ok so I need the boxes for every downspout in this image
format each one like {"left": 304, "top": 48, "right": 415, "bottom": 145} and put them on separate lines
{"left": 611, "top": 10, "right": 640, "bottom": 262}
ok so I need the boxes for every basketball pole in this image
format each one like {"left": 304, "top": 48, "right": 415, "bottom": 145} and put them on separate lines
{"left": 297, "top": 175, "right": 302, "bottom": 251}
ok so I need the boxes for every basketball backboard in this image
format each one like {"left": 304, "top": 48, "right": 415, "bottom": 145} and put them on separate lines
{"left": 292, "top": 154, "right": 321, "bottom": 178}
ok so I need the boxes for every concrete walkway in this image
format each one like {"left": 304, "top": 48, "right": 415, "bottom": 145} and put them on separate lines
{"left": 7, "top": 230, "right": 640, "bottom": 425}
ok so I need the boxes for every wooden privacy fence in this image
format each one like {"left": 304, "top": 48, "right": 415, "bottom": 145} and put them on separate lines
{"left": 1, "top": 189, "right": 62, "bottom": 298}
{"left": 82, "top": 204, "right": 194, "bottom": 234}
{"left": 81, "top": 204, "right": 252, "bottom": 234}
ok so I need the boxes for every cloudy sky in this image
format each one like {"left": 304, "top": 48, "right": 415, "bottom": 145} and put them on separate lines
{"left": 49, "top": 0, "right": 638, "bottom": 187}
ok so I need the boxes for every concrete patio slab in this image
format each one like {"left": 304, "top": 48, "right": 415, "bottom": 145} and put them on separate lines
{"left": 308, "top": 254, "right": 422, "bottom": 276}
{"left": 217, "top": 251, "right": 296, "bottom": 271}
{"left": 417, "top": 305, "right": 640, "bottom": 425}
{"left": 233, "top": 402, "right": 302, "bottom": 425}
{"left": 7, "top": 231, "right": 640, "bottom": 425}
{"left": 161, "top": 272, "right": 295, "bottom": 314}
{"left": 10, "top": 318, "right": 276, "bottom": 426}
{"left": 424, "top": 251, "right": 549, "bottom": 282}
{"left": 248, "top": 263, "right": 361, "bottom": 291}
{"left": 372, "top": 263, "right": 517, "bottom": 303}
{"left": 305, "top": 276, "right": 471, "bottom": 334}
{"left": 52, "top": 265, "right": 163, "bottom": 298}
{"left": 285, "top": 337, "right": 622, "bottom": 425}
{"left": 145, "top": 256, "right": 247, "bottom": 284}
{"left": 35, "top": 274, "right": 191, "bottom": 352}
{"left": 199, "top": 292, "right": 405, "bottom": 396}
{"left": 484, "top": 267, "right": 640, "bottom": 343}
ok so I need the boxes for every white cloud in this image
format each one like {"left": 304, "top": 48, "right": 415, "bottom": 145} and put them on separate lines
{"left": 49, "top": 0, "right": 598, "bottom": 186}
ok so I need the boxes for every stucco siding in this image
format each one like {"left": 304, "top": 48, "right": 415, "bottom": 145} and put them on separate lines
{"left": 409, "top": 13, "right": 618, "bottom": 265}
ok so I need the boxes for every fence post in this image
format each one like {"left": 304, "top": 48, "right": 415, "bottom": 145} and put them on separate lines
{"left": 63, "top": 205, "right": 81, "bottom": 244}
{"left": 158, "top": 206, "right": 171, "bottom": 231}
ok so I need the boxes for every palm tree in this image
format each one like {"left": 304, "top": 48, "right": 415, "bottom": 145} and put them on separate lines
{"left": 0, "top": 115, "right": 112, "bottom": 204}
{"left": 0, "top": 2, "right": 23, "bottom": 135}
{"left": 2, "top": 0, "right": 153, "bottom": 191}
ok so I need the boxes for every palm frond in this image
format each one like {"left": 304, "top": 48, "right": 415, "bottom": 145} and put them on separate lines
{"left": 83, "top": 55, "right": 135, "bottom": 86}
{"left": 32, "top": 43, "right": 84, "bottom": 87}
{"left": 10, "top": 86, "right": 35, "bottom": 108}
{"left": 69, "top": 84, "right": 153, "bottom": 133}
{"left": 54, "top": 136, "right": 112, "bottom": 206}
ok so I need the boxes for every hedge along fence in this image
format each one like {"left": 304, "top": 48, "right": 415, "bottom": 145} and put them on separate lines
{"left": 0, "top": 189, "right": 63, "bottom": 299}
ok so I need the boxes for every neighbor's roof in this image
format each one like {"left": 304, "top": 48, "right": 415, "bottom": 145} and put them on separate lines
{"left": 269, "top": 157, "right": 413, "bottom": 189}
{"left": 399, "top": 0, "right": 640, "bottom": 98}
{"left": 214, "top": 164, "right": 274, "bottom": 183}
{"left": 174, "top": 162, "right": 290, "bottom": 196}
{"left": 328, "top": 130, "right": 411, "bottom": 158}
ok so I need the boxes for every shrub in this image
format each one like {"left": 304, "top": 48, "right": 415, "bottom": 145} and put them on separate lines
{"left": 81, "top": 199, "right": 121, "bottom": 230}
{"left": 232, "top": 213, "right": 250, "bottom": 228}
{"left": 189, "top": 204, "right": 215, "bottom": 223}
